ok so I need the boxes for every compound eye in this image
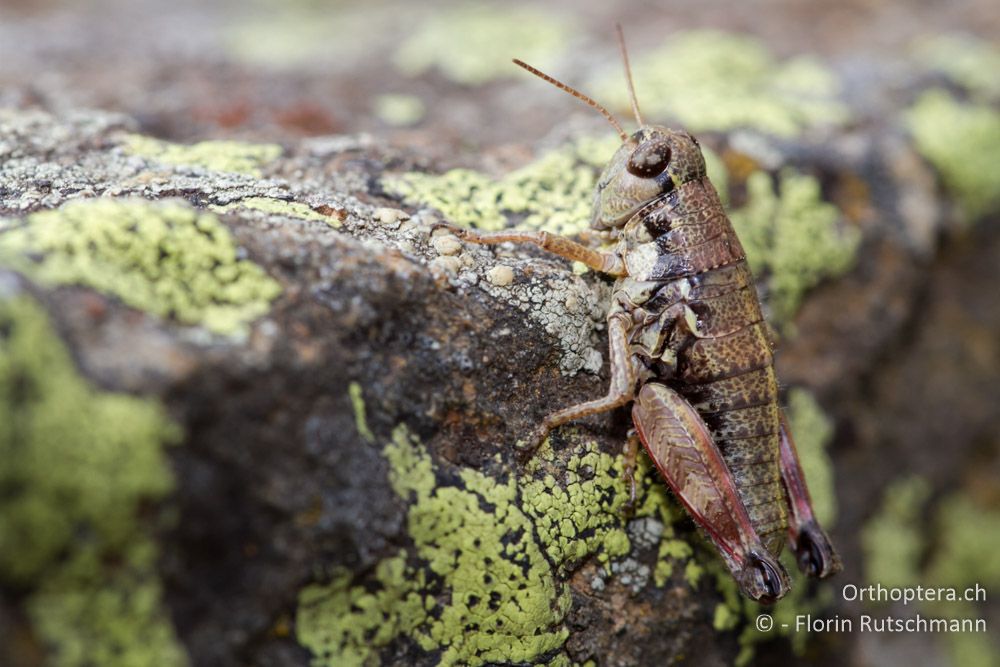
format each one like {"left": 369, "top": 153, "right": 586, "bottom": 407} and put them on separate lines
{"left": 626, "top": 140, "right": 672, "bottom": 177}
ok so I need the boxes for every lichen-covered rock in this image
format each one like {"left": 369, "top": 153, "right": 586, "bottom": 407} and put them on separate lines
{"left": 1, "top": 5, "right": 999, "bottom": 667}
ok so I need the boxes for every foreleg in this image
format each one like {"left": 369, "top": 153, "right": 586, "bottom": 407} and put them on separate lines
{"left": 438, "top": 224, "right": 626, "bottom": 277}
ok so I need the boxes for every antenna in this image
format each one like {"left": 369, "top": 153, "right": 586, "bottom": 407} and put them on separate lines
{"left": 512, "top": 58, "right": 628, "bottom": 141}
{"left": 615, "top": 24, "right": 644, "bottom": 128}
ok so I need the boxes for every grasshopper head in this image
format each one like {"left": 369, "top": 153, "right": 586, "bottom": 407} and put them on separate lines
{"left": 512, "top": 28, "right": 707, "bottom": 231}
{"left": 590, "top": 126, "right": 706, "bottom": 230}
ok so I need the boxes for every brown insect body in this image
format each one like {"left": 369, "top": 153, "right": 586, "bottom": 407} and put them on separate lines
{"left": 442, "top": 32, "right": 840, "bottom": 603}
{"left": 603, "top": 127, "right": 795, "bottom": 599}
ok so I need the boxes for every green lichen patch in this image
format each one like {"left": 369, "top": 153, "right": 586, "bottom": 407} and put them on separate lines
{"left": 861, "top": 476, "right": 932, "bottom": 589}
{"left": 860, "top": 485, "right": 1000, "bottom": 667}
{"left": 211, "top": 196, "right": 337, "bottom": 227}
{"left": 386, "top": 136, "right": 726, "bottom": 240}
{"left": 28, "top": 542, "right": 189, "bottom": 667}
{"left": 385, "top": 135, "right": 619, "bottom": 235}
{"left": 521, "top": 439, "right": 632, "bottom": 573}
{"left": 298, "top": 425, "right": 572, "bottom": 666}
{"left": 297, "top": 427, "right": 650, "bottom": 666}
{"left": 925, "top": 493, "right": 1000, "bottom": 667}
{"left": 906, "top": 89, "right": 1000, "bottom": 223}
{"left": 0, "top": 294, "right": 186, "bottom": 666}
{"left": 913, "top": 34, "right": 1000, "bottom": 100}
{"left": 297, "top": 554, "right": 428, "bottom": 667}
{"left": 374, "top": 93, "right": 427, "bottom": 127}
{"left": 730, "top": 170, "right": 860, "bottom": 328}
{"left": 347, "top": 381, "right": 374, "bottom": 443}
{"left": 393, "top": 4, "right": 571, "bottom": 85}
{"left": 926, "top": 494, "right": 1000, "bottom": 591}
{"left": 0, "top": 199, "right": 282, "bottom": 336}
{"left": 593, "top": 30, "right": 849, "bottom": 137}
{"left": 123, "top": 134, "right": 282, "bottom": 176}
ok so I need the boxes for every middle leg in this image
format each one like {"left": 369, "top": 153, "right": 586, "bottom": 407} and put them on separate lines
{"left": 522, "top": 313, "right": 637, "bottom": 456}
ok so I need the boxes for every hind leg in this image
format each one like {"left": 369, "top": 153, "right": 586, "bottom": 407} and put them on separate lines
{"left": 778, "top": 413, "right": 842, "bottom": 578}
{"left": 633, "top": 382, "right": 790, "bottom": 603}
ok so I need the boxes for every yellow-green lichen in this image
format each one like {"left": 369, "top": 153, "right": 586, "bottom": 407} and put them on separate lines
{"left": 730, "top": 170, "right": 860, "bottom": 328}
{"left": 861, "top": 475, "right": 932, "bottom": 588}
{"left": 224, "top": 9, "right": 378, "bottom": 68}
{"left": 859, "top": 483, "right": 1000, "bottom": 667}
{"left": 924, "top": 493, "right": 1000, "bottom": 667}
{"left": 0, "top": 199, "right": 282, "bottom": 336}
{"left": 211, "top": 197, "right": 338, "bottom": 227}
{"left": 374, "top": 93, "right": 427, "bottom": 127}
{"left": 593, "top": 30, "right": 849, "bottom": 137}
{"left": 297, "top": 554, "right": 428, "bottom": 667}
{"left": 386, "top": 136, "right": 728, "bottom": 245}
{"left": 520, "top": 439, "right": 632, "bottom": 572}
{"left": 385, "top": 135, "right": 619, "bottom": 235}
{"left": 906, "top": 89, "right": 1000, "bottom": 223}
{"left": 394, "top": 5, "right": 571, "bottom": 85}
{"left": 653, "top": 532, "right": 693, "bottom": 587}
{"left": 713, "top": 600, "right": 740, "bottom": 632}
{"left": 913, "top": 34, "right": 1000, "bottom": 100}
{"left": 0, "top": 295, "right": 186, "bottom": 666}
{"left": 296, "top": 427, "right": 653, "bottom": 666}
{"left": 348, "top": 381, "right": 374, "bottom": 443}
{"left": 123, "top": 134, "right": 282, "bottom": 176}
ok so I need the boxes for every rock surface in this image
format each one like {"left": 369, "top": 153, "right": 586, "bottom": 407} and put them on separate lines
{"left": 1, "top": 2, "right": 998, "bottom": 666}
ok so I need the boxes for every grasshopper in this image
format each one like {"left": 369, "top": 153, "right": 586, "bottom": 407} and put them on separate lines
{"left": 438, "top": 27, "right": 840, "bottom": 602}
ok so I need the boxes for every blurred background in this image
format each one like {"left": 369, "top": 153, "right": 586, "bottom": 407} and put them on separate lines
{"left": 1, "top": 1, "right": 998, "bottom": 666}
